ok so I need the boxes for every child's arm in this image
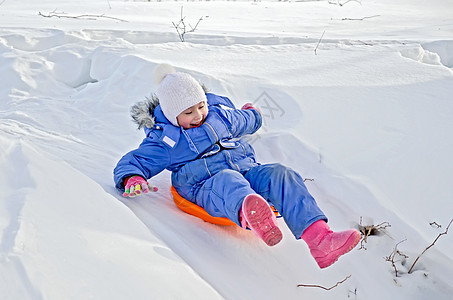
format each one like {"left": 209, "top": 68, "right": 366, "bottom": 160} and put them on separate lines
{"left": 113, "top": 138, "right": 170, "bottom": 192}
{"left": 208, "top": 105, "right": 262, "bottom": 139}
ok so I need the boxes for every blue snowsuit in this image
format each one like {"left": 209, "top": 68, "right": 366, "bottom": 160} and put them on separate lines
{"left": 114, "top": 93, "right": 327, "bottom": 238}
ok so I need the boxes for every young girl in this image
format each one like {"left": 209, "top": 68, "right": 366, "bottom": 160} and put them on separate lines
{"left": 114, "top": 64, "right": 361, "bottom": 269}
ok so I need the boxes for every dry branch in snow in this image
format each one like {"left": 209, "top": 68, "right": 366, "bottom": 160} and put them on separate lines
{"left": 358, "top": 218, "right": 391, "bottom": 250}
{"left": 329, "top": 0, "right": 362, "bottom": 6}
{"left": 429, "top": 221, "right": 442, "bottom": 228}
{"left": 384, "top": 239, "right": 408, "bottom": 277}
{"left": 172, "top": 6, "right": 204, "bottom": 42}
{"left": 408, "top": 218, "right": 453, "bottom": 274}
{"left": 314, "top": 31, "right": 325, "bottom": 55}
{"left": 38, "top": 10, "right": 127, "bottom": 22}
{"left": 298, "top": 275, "right": 352, "bottom": 290}
{"left": 342, "top": 15, "right": 381, "bottom": 21}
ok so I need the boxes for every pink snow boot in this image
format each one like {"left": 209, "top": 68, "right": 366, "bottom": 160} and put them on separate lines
{"left": 240, "top": 194, "right": 283, "bottom": 247}
{"left": 301, "top": 220, "right": 361, "bottom": 269}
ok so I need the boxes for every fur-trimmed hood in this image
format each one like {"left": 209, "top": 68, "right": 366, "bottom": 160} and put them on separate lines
{"left": 130, "top": 94, "right": 160, "bottom": 129}
{"left": 130, "top": 84, "right": 209, "bottom": 129}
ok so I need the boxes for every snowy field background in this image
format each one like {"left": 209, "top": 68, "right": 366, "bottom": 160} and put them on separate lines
{"left": 1, "top": 0, "right": 452, "bottom": 299}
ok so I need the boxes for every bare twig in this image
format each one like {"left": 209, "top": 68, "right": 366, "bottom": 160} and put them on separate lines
{"left": 384, "top": 239, "right": 408, "bottom": 277}
{"left": 408, "top": 218, "right": 453, "bottom": 274}
{"left": 348, "top": 288, "right": 358, "bottom": 298}
{"left": 429, "top": 221, "right": 442, "bottom": 228}
{"left": 344, "top": 0, "right": 361, "bottom": 5}
{"left": 303, "top": 178, "right": 315, "bottom": 182}
{"left": 358, "top": 218, "right": 391, "bottom": 250}
{"left": 329, "top": 0, "right": 362, "bottom": 6}
{"left": 358, "top": 40, "right": 373, "bottom": 46}
{"left": 38, "top": 11, "right": 127, "bottom": 22}
{"left": 342, "top": 15, "right": 380, "bottom": 21}
{"left": 298, "top": 274, "right": 352, "bottom": 290}
{"left": 172, "top": 6, "right": 204, "bottom": 42}
{"left": 314, "top": 30, "right": 325, "bottom": 55}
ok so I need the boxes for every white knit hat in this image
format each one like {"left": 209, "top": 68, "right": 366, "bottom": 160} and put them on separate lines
{"left": 154, "top": 64, "right": 207, "bottom": 126}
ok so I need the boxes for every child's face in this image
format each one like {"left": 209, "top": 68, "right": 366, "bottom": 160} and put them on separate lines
{"left": 177, "top": 101, "right": 208, "bottom": 129}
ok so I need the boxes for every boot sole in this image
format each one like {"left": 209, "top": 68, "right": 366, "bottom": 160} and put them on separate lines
{"left": 243, "top": 195, "right": 283, "bottom": 247}
{"left": 316, "top": 231, "right": 361, "bottom": 269}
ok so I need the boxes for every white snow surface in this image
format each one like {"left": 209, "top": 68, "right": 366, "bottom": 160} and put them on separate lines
{"left": 1, "top": 0, "right": 453, "bottom": 299}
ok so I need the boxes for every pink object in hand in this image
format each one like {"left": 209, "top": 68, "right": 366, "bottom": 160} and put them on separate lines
{"left": 241, "top": 103, "right": 255, "bottom": 110}
{"left": 123, "top": 176, "right": 154, "bottom": 197}
{"left": 241, "top": 103, "right": 261, "bottom": 114}
{"left": 301, "top": 220, "right": 361, "bottom": 269}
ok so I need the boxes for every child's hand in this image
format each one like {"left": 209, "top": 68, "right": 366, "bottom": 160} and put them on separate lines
{"left": 241, "top": 103, "right": 261, "bottom": 114}
{"left": 123, "top": 176, "right": 158, "bottom": 197}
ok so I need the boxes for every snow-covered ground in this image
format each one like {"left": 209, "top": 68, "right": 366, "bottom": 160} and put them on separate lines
{"left": 1, "top": 0, "right": 452, "bottom": 299}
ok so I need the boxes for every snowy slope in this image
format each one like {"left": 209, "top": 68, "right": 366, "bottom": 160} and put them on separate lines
{"left": 1, "top": 0, "right": 453, "bottom": 299}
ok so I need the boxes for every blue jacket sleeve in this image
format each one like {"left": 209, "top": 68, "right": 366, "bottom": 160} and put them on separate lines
{"left": 202, "top": 106, "right": 262, "bottom": 142}
{"left": 224, "top": 108, "right": 262, "bottom": 138}
{"left": 113, "top": 136, "right": 171, "bottom": 190}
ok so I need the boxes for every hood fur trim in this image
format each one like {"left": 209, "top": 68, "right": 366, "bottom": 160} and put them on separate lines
{"left": 131, "top": 95, "right": 159, "bottom": 129}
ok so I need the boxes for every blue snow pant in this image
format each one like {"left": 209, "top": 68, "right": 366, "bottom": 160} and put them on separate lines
{"left": 194, "top": 163, "right": 327, "bottom": 239}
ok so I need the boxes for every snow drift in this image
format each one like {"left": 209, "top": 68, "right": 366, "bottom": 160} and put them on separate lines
{"left": 1, "top": 0, "right": 453, "bottom": 299}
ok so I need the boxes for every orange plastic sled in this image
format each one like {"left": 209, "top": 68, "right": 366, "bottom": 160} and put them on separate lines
{"left": 171, "top": 186, "right": 280, "bottom": 226}
{"left": 171, "top": 186, "right": 236, "bottom": 226}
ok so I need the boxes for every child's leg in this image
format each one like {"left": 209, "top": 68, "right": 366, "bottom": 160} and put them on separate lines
{"left": 195, "top": 169, "right": 253, "bottom": 225}
{"left": 244, "top": 163, "right": 360, "bottom": 268}
{"left": 301, "top": 220, "right": 360, "bottom": 268}
{"left": 195, "top": 169, "right": 282, "bottom": 246}
{"left": 244, "top": 163, "right": 327, "bottom": 239}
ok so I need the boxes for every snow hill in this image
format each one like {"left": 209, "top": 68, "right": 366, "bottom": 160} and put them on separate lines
{"left": 1, "top": 0, "right": 453, "bottom": 299}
